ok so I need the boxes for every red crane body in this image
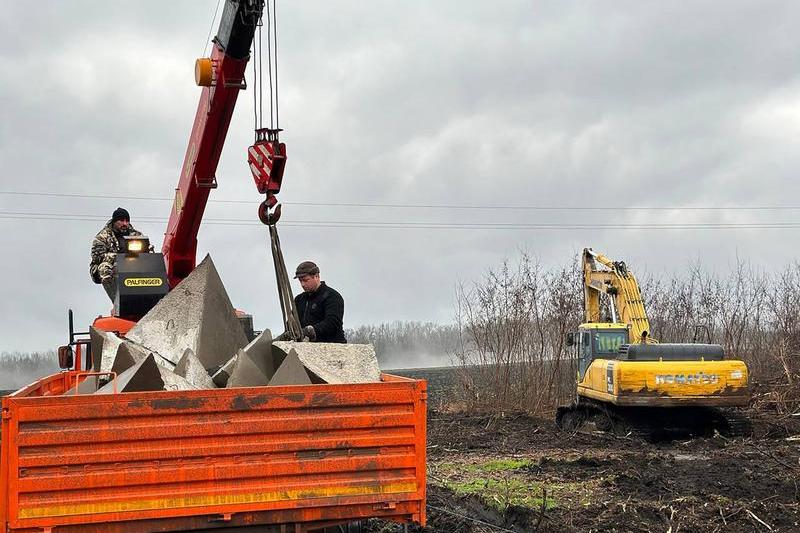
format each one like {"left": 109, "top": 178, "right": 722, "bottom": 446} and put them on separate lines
{"left": 162, "top": 43, "right": 250, "bottom": 288}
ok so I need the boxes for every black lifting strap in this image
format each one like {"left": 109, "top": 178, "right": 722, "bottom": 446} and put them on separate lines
{"left": 268, "top": 224, "right": 303, "bottom": 341}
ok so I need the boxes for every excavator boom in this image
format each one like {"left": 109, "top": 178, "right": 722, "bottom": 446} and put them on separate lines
{"left": 583, "top": 248, "right": 651, "bottom": 343}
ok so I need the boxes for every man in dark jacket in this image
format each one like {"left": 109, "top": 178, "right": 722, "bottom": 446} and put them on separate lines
{"left": 294, "top": 261, "right": 346, "bottom": 343}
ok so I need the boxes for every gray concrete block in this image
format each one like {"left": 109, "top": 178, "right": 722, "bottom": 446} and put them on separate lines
{"left": 98, "top": 330, "right": 124, "bottom": 375}
{"left": 226, "top": 344, "right": 275, "bottom": 388}
{"left": 96, "top": 354, "right": 198, "bottom": 394}
{"left": 125, "top": 255, "right": 248, "bottom": 370}
{"left": 113, "top": 340, "right": 172, "bottom": 377}
{"left": 64, "top": 376, "right": 99, "bottom": 395}
{"left": 158, "top": 365, "right": 200, "bottom": 391}
{"left": 268, "top": 348, "right": 312, "bottom": 386}
{"left": 89, "top": 326, "right": 105, "bottom": 372}
{"left": 96, "top": 355, "right": 164, "bottom": 394}
{"left": 110, "top": 344, "right": 136, "bottom": 376}
{"left": 244, "top": 329, "right": 272, "bottom": 359}
{"left": 271, "top": 342, "right": 382, "bottom": 384}
{"left": 211, "top": 353, "right": 238, "bottom": 387}
{"left": 175, "top": 348, "right": 216, "bottom": 389}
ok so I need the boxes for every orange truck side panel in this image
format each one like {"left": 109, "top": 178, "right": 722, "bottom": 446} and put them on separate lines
{"left": 1, "top": 373, "right": 427, "bottom": 532}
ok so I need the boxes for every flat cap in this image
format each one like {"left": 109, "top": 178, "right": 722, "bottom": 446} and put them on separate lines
{"left": 294, "top": 261, "right": 320, "bottom": 278}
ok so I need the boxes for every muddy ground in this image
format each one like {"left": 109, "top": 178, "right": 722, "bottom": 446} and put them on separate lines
{"left": 368, "top": 389, "right": 800, "bottom": 532}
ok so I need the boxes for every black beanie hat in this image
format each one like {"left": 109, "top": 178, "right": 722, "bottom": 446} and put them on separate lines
{"left": 112, "top": 207, "right": 130, "bottom": 223}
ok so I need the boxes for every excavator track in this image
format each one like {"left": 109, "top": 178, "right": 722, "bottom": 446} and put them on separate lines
{"left": 556, "top": 400, "right": 751, "bottom": 441}
{"left": 712, "top": 408, "right": 753, "bottom": 438}
{"left": 556, "top": 399, "right": 648, "bottom": 439}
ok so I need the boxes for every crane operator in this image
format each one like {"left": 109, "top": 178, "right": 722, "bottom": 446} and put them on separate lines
{"left": 293, "top": 261, "right": 347, "bottom": 343}
{"left": 89, "top": 207, "right": 144, "bottom": 301}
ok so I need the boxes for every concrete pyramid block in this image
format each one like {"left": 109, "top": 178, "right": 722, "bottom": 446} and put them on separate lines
{"left": 226, "top": 346, "right": 275, "bottom": 388}
{"left": 125, "top": 254, "right": 248, "bottom": 370}
{"left": 97, "top": 330, "right": 124, "bottom": 375}
{"left": 96, "top": 354, "right": 198, "bottom": 394}
{"left": 89, "top": 326, "right": 105, "bottom": 372}
{"left": 244, "top": 329, "right": 272, "bottom": 359}
{"left": 110, "top": 340, "right": 153, "bottom": 375}
{"left": 175, "top": 348, "right": 216, "bottom": 389}
{"left": 110, "top": 344, "right": 137, "bottom": 376}
{"left": 211, "top": 353, "right": 238, "bottom": 387}
{"left": 64, "top": 376, "right": 99, "bottom": 395}
{"left": 159, "top": 365, "right": 199, "bottom": 392}
{"left": 132, "top": 339, "right": 175, "bottom": 367}
{"left": 96, "top": 355, "right": 164, "bottom": 394}
{"left": 272, "top": 342, "right": 382, "bottom": 384}
{"left": 268, "top": 348, "right": 312, "bottom": 386}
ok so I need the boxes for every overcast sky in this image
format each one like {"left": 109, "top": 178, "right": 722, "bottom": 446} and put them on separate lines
{"left": 2, "top": 1, "right": 800, "bottom": 354}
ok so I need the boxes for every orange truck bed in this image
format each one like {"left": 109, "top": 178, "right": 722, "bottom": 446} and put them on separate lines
{"left": 1, "top": 371, "right": 426, "bottom": 532}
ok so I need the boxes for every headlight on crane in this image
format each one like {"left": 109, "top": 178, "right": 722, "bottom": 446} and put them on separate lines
{"left": 124, "top": 236, "right": 150, "bottom": 255}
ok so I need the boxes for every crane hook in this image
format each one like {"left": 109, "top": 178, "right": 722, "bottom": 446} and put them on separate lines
{"left": 258, "top": 194, "right": 281, "bottom": 225}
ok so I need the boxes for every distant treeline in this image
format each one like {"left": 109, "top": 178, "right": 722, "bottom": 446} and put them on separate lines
{"left": 0, "top": 351, "right": 59, "bottom": 390}
{"left": 346, "top": 321, "right": 461, "bottom": 369}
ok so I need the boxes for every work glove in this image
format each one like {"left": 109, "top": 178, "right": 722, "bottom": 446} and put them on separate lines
{"left": 303, "top": 325, "right": 316, "bottom": 342}
{"left": 274, "top": 330, "right": 293, "bottom": 341}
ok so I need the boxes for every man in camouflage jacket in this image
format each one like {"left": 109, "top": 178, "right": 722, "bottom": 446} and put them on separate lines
{"left": 89, "top": 207, "right": 143, "bottom": 301}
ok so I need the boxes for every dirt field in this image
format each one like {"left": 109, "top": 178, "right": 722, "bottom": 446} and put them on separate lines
{"left": 364, "top": 400, "right": 800, "bottom": 533}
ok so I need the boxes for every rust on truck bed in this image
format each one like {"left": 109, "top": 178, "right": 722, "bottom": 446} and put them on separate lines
{"left": 1, "top": 372, "right": 426, "bottom": 532}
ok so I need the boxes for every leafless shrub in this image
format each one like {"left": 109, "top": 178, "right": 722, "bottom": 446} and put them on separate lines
{"left": 452, "top": 253, "right": 581, "bottom": 415}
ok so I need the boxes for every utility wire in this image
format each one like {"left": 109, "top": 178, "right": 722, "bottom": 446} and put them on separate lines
{"left": 0, "top": 211, "right": 798, "bottom": 230}
{"left": 201, "top": 0, "right": 223, "bottom": 57}
{"left": 1, "top": 191, "right": 799, "bottom": 212}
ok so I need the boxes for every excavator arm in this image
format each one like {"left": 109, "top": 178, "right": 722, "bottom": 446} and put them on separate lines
{"left": 162, "top": 0, "right": 265, "bottom": 288}
{"left": 582, "top": 248, "right": 652, "bottom": 343}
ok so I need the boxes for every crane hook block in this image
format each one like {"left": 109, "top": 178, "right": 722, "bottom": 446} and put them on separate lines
{"left": 248, "top": 128, "right": 287, "bottom": 195}
{"left": 195, "top": 58, "right": 214, "bottom": 87}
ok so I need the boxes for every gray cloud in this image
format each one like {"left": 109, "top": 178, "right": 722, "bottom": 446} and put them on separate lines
{"left": 2, "top": 1, "right": 800, "bottom": 352}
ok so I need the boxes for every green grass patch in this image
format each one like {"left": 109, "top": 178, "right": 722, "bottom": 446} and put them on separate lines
{"left": 467, "top": 458, "right": 534, "bottom": 473}
{"left": 445, "top": 477, "right": 556, "bottom": 511}
{"left": 431, "top": 456, "right": 598, "bottom": 513}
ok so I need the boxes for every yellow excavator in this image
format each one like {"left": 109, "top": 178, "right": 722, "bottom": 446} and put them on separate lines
{"left": 556, "top": 248, "right": 751, "bottom": 438}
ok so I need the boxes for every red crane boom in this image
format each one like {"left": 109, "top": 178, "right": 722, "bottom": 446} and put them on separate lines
{"left": 162, "top": 0, "right": 272, "bottom": 288}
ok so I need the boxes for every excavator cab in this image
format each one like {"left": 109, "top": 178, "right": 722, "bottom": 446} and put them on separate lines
{"left": 567, "top": 323, "right": 629, "bottom": 380}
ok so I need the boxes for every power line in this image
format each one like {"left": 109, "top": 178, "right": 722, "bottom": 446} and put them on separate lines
{"left": 0, "top": 211, "right": 797, "bottom": 230}
{"left": 201, "top": 0, "right": 223, "bottom": 57}
{"left": 1, "top": 190, "right": 799, "bottom": 211}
